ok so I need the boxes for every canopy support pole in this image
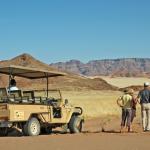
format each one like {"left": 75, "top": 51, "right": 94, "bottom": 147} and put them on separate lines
{"left": 8, "top": 67, "right": 12, "bottom": 94}
{"left": 46, "top": 74, "right": 49, "bottom": 98}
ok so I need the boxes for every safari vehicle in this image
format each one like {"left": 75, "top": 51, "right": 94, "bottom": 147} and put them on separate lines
{"left": 0, "top": 65, "right": 83, "bottom": 136}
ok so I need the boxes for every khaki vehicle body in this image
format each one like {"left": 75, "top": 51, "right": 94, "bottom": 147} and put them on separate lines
{"left": 0, "top": 103, "right": 81, "bottom": 125}
{"left": 0, "top": 65, "right": 83, "bottom": 136}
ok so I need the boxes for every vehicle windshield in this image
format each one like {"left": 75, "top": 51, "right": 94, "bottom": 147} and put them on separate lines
{"left": 34, "top": 90, "right": 61, "bottom": 100}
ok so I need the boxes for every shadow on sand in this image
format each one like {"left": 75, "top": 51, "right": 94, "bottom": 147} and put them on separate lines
{"left": 1, "top": 128, "right": 138, "bottom": 137}
{"left": 0, "top": 128, "right": 70, "bottom": 137}
{"left": 82, "top": 130, "right": 120, "bottom": 134}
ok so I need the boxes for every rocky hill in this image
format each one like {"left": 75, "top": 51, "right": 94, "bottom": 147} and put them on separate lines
{"left": 50, "top": 58, "right": 150, "bottom": 77}
{"left": 0, "top": 54, "right": 117, "bottom": 91}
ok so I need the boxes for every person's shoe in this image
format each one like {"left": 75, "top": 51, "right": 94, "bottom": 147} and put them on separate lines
{"left": 120, "top": 126, "right": 125, "bottom": 133}
{"left": 120, "top": 129, "right": 123, "bottom": 133}
{"left": 128, "top": 127, "right": 133, "bottom": 132}
{"left": 143, "top": 129, "right": 150, "bottom": 132}
{"left": 143, "top": 128, "right": 146, "bottom": 132}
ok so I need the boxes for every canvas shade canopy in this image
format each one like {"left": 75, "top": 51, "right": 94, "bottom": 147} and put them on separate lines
{"left": 0, "top": 65, "right": 66, "bottom": 98}
{"left": 0, "top": 65, "right": 66, "bottom": 79}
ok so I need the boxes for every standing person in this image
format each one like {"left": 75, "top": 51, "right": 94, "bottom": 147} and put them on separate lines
{"left": 129, "top": 89, "right": 137, "bottom": 123}
{"left": 137, "top": 82, "right": 150, "bottom": 132}
{"left": 117, "top": 89, "right": 133, "bottom": 132}
{"left": 8, "top": 76, "right": 19, "bottom": 91}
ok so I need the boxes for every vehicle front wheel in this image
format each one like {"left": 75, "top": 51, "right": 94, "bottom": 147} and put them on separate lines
{"left": 68, "top": 116, "right": 83, "bottom": 133}
{"left": 23, "top": 117, "right": 40, "bottom": 136}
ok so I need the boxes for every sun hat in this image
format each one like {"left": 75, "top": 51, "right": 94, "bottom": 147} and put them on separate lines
{"left": 123, "top": 88, "right": 129, "bottom": 93}
{"left": 128, "top": 88, "right": 134, "bottom": 95}
{"left": 144, "top": 82, "right": 150, "bottom": 87}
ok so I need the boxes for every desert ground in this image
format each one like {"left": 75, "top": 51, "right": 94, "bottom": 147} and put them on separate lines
{"left": 1, "top": 77, "right": 150, "bottom": 150}
{"left": 0, "top": 116, "right": 150, "bottom": 150}
{"left": 100, "top": 76, "right": 150, "bottom": 88}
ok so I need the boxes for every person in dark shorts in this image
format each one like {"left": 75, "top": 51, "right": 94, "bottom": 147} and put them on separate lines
{"left": 117, "top": 89, "right": 133, "bottom": 132}
{"left": 137, "top": 82, "right": 150, "bottom": 131}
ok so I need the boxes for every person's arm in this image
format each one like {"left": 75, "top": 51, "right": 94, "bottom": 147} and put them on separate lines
{"left": 117, "top": 96, "right": 123, "bottom": 107}
{"left": 136, "top": 91, "right": 141, "bottom": 104}
{"left": 132, "top": 95, "right": 138, "bottom": 104}
{"left": 149, "top": 90, "right": 150, "bottom": 103}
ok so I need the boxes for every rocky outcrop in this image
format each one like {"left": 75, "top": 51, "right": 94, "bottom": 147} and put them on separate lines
{"left": 50, "top": 58, "right": 150, "bottom": 77}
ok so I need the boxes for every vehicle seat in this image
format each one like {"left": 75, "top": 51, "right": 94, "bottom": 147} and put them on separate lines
{"left": 9, "top": 90, "right": 23, "bottom": 103}
{"left": 23, "top": 90, "right": 35, "bottom": 103}
{"left": 0, "top": 87, "right": 9, "bottom": 102}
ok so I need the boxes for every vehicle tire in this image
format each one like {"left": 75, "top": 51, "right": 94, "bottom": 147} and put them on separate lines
{"left": 41, "top": 126, "right": 52, "bottom": 135}
{"left": 62, "top": 124, "right": 69, "bottom": 133}
{"left": 0, "top": 127, "right": 8, "bottom": 136}
{"left": 69, "top": 116, "right": 83, "bottom": 133}
{"left": 23, "top": 117, "right": 41, "bottom": 136}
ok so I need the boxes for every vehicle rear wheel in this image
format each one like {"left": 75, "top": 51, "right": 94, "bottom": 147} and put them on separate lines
{"left": 23, "top": 117, "right": 40, "bottom": 136}
{"left": 0, "top": 127, "right": 8, "bottom": 136}
{"left": 69, "top": 116, "right": 83, "bottom": 133}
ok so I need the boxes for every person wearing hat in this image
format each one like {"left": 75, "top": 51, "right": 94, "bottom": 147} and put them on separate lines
{"left": 137, "top": 82, "right": 150, "bottom": 132}
{"left": 117, "top": 88, "right": 133, "bottom": 132}
{"left": 129, "top": 89, "right": 137, "bottom": 125}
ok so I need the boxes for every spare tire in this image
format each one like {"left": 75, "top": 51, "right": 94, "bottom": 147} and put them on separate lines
{"left": 69, "top": 116, "right": 83, "bottom": 133}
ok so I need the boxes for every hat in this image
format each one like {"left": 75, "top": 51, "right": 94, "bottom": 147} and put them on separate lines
{"left": 128, "top": 88, "right": 134, "bottom": 94}
{"left": 144, "top": 82, "right": 149, "bottom": 87}
{"left": 123, "top": 88, "right": 129, "bottom": 93}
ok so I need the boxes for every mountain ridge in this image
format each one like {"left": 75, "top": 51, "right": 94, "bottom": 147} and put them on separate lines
{"left": 50, "top": 58, "right": 150, "bottom": 77}
{"left": 0, "top": 53, "right": 117, "bottom": 91}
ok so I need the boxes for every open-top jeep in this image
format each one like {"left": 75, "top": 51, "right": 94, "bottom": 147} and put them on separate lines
{"left": 0, "top": 65, "right": 83, "bottom": 136}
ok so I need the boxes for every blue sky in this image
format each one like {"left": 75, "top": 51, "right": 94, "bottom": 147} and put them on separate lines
{"left": 0, "top": 0, "right": 150, "bottom": 63}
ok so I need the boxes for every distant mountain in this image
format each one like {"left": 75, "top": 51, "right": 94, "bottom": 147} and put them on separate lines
{"left": 50, "top": 58, "right": 150, "bottom": 77}
{"left": 0, "top": 54, "right": 117, "bottom": 90}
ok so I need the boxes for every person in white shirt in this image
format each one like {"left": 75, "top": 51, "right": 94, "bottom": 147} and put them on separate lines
{"left": 9, "top": 78, "right": 19, "bottom": 91}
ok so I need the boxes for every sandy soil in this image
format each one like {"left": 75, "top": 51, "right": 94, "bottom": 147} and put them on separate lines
{"left": 0, "top": 117, "right": 150, "bottom": 150}
{"left": 99, "top": 76, "right": 150, "bottom": 88}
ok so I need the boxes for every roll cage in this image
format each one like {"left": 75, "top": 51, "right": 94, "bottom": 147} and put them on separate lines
{"left": 0, "top": 65, "right": 66, "bottom": 103}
